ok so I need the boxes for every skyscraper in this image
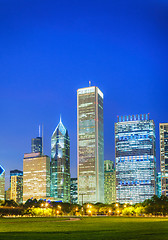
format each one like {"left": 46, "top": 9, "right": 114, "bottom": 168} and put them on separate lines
{"left": 77, "top": 86, "right": 104, "bottom": 204}
{"left": 115, "top": 114, "right": 156, "bottom": 204}
{"left": 51, "top": 117, "right": 70, "bottom": 202}
{"left": 70, "top": 178, "right": 78, "bottom": 204}
{"left": 0, "top": 165, "right": 5, "bottom": 201}
{"left": 10, "top": 170, "right": 23, "bottom": 204}
{"left": 31, "top": 137, "right": 42, "bottom": 154}
{"left": 104, "top": 160, "right": 116, "bottom": 204}
{"left": 159, "top": 123, "right": 168, "bottom": 196}
{"left": 23, "top": 152, "right": 50, "bottom": 202}
{"left": 156, "top": 172, "right": 161, "bottom": 198}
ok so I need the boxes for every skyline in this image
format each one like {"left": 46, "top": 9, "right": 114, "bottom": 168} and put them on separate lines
{"left": 1, "top": 0, "right": 168, "bottom": 188}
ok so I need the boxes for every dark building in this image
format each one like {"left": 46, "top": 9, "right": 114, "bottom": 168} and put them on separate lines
{"left": 70, "top": 178, "right": 78, "bottom": 204}
{"left": 31, "top": 137, "right": 42, "bottom": 154}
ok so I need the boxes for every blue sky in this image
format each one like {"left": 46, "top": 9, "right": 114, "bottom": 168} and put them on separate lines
{"left": 0, "top": 0, "right": 168, "bottom": 188}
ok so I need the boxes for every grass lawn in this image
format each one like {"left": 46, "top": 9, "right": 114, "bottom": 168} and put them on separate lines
{"left": 0, "top": 216, "right": 168, "bottom": 240}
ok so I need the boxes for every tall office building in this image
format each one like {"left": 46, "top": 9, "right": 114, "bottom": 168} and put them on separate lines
{"left": 23, "top": 152, "right": 50, "bottom": 202}
{"left": 10, "top": 170, "right": 23, "bottom": 204}
{"left": 160, "top": 123, "right": 168, "bottom": 196}
{"left": 115, "top": 114, "right": 156, "bottom": 204}
{"left": 31, "top": 137, "right": 42, "bottom": 154}
{"left": 0, "top": 165, "right": 5, "bottom": 201}
{"left": 77, "top": 86, "right": 104, "bottom": 204}
{"left": 51, "top": 118, "right": 70, "bottom": 202}
{"left": 156, "top": 172, "right": 161, "bottom": 198}
{"left": 104, "top": 160, "right": 116, "bottom": 204}
{"left": 70, "top": 178, "right": 78, "bottom": 204}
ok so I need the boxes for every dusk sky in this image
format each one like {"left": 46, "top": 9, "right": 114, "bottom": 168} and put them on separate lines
{"left": 0, "top": 0, "right": 168, "bottom": 188}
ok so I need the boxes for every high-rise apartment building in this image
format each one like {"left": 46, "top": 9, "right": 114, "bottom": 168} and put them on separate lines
{"left": 104, "top": 160, "right": 116, "bottom": 204}
{"left": 115, "top": 114, "right": 156, "bottom": 204}
{"left": 70, "top": 178, "right": 78, "bottom": 204}
{"left": 160, "top": 123, "right": 168, "bottom": 196}
{"left": 23, "top": 152, "right": 50, "bottom": 202}
{"left": 51, "top": 118, "right": 70, "bottom": 202}
{"left": 77, "top": 86, "right": 104, "bottom": 204}
{"left": 10, "top": 170, "right": 23, "bottom": 204}
{"left": 0, "top": 165, "right": 5, "bottom": 201}
{"left": 31, "top": 137, "right": 42, "bottom": 154}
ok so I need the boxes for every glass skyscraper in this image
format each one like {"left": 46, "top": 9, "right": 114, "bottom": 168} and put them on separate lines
{"left": 51, "top": 118, "right": 70, "bottom": 202}
{"left": 77, "top": 86, "right": 104, "bottom": 204}
{"left": 104, "top": 160, "right": 116, "bottom": 204}
{"left": 0, "top": 165, "right": 5, "bottom": 201}
{"left": 31, "top": 137, "right": 42, "bottom": 154}
{"left": 115, "top": 114, "right": 156, "bottom": 204}
{"left": 160, "top": 123, "right": 168, "bottom": 196}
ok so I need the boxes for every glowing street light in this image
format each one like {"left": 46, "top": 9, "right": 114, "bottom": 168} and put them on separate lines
{"left": 115, "top": 203, "right": 119, "bottom": 207}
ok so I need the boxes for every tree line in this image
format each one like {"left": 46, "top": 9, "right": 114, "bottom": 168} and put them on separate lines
{"left": 0, "top": 195, "right": 168, "bottom": 217}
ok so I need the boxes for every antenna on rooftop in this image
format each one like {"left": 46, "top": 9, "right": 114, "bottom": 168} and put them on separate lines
{"left": 39, "top": 125, "right": 41, "bottom": 137}
{"left": 89, "top": 81, "right": 91, "bottom": 87}
{"left": 42, "top": 124, "right": 44, "bottom": 155}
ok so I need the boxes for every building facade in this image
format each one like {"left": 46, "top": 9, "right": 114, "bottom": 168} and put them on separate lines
{"left": 115, "top": 114, "right": 156, "bottom": 204}
{"left": 77, "top": 86, "right": 104, "bottom": 204}
{"left": 70, "top": 178, "right": 78, "bottom": 204}
{"left": 0, "top": 165, "right": 5, "bottom": 201}
{"left": 23, "top": 152, "right": 50, "bottom": 202}
{"left": 104, "top": 160, "right": 116, "bottom": 204}
{"left": 31, "top": 137, "right": 42, "bottom": 154}
{"left": 5, "top": 188, "right": 11, "bottom": 200}
{"left": 156, "top": 172, "right": 162, "bottom": 198}
{"left": 10, "top": 170, "right": 23, "bottom": 204}
{"left": 160, "top": 123, "right": 168, "bottom": 196}
{"left": 51, "top": 118, "right": 70, "bottom": 202}
{"left": 10, "top": 169, "right": 23, "bottom": 181}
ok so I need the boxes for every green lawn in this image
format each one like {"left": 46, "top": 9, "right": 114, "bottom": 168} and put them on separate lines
{"left": 0, "top": 216, "right": 168, "bottom": 240}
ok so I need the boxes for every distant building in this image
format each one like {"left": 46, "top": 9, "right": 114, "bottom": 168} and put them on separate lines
{"left": 51, "top": 117, "right": 70, "bottom": 202}
{"left": 159, "top": 123, "right": 168, "bottom": 196}
{"left": 70, "top": 178, "right": 78, "bottom": 204}
{"left": 104, "top": 160, "right": 116, "bottom": 204}
{"left": 77, "top": 86, "right": 104, "bottom": 204}
{"left": 5, "top": 188, "right": 11, "bottom": 200}
{"left": 31, "top": 137, "right": 42, "bottom": 154}
{"left": 23, "top": 152, "right": 50, "bottom": 202}
{"left": 156, "top": 172, "right": 161, "bottom": 198}
{"left": 115, "top": 114, "right": 156, "bottom": 204}
{"left": 10, "top": 170, "right": 23, "bottom": 204}
{"left": 0, "top": 165, "right": 5, "bottom": 201}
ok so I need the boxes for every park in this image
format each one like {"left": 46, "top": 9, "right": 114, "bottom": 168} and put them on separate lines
{"left": 0, "top": 216, "right": 168, "bottom": 240}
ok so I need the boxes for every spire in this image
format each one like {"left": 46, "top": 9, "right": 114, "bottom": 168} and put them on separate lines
{"left": 89, "top": 81, "right": 91, "bottom": 87}
{"left": 60, "top": 114, "right": 62, "bottom": 123}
